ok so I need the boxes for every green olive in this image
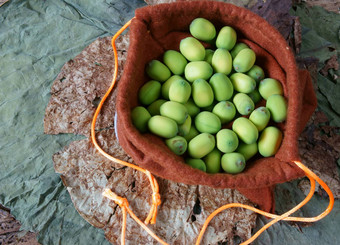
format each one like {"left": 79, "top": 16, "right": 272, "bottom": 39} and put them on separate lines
{"left": 160, "top": 101, "right": 188, "bottom": 124}
{"left": 148, "top": 115, "right": 178, "bottom": 138}
{"left": 258, "top": 78, "right": 283, "bottom": 100}
{"left": 232, "top": 117, "right": 258, "bottom": 144}
{"left": 192, "top": 78, "right": 214, "bottom": 107}
{"left": 209, "top": 73, "right": 234, "bottom": 101}
{"left": 178, "top": 115, "right": 192, "bottom": 137}
{"left": 195, "top": 111, "right": 221, "bottom": 134}
{"left": 230, "top": 73, "right": 256, "bottom": 93}
{"left": 184, "top": 125, "right": 199, "bottom": 142}
{"left": 183, "top": 99, "right": 200, "bottom": 117}
{"left": 165, "top": 136, "right": 187, "bottom": 155}
{"left": 246, "top": 65, "right": 265, "bottom": 83}
{"left": 216, "top": 26, "right": 237, "bottom": 50}
{"left": 180, "top": 37, "right": 205, "bottom": 61}
{"left": 233, "top": 93, "right": 255, "bottom": 116}
{"left": 212, "top": 101, "right": 236, "bottom": 124}
{"left": 186, "top": 158, "right": 207, "bottom": 172}
{"left": 266, "top": 94, "right": 287, "bottom": 123}
{"left": 163, "top": 50, "right": 187, "bottom": 75}
{"left": 249, "top": 106, "right": 271, "bottom": 131}
{"left": 211, "top": 48, "right": 232, "bottom": 75}
{"left": 221, "top": 152, "right": 246, "bottom": 174}
{"left": 131, "top": 106, "right": 151, "bottom": 133}
{"left": 188, "top": 133, "right": 215, "bottom": 158}
{"left": 258, "top": 126, "right": 283, "bottom": 157}
{"left": 233, "top": 48, "right": 256, "bottom": 73}
{"left": 203, "top": 148, "right": 222, "bottom": 174}
{"left": 189, "top": 18, "right": 216, "bottom": 42}
{"left": 216, "top": 129, "right": 239, "bottom": 153}
{"left": 169, "top": 79, "right": 191, "bottom": 104}
{"left": 145, "top": 60, "right": 171, "bottom": 82}
{"left": 138, "top": 80, "right": 161, "bottom": 105}
{"left": 185, "top": 61, "right": 213, "bottom": 82}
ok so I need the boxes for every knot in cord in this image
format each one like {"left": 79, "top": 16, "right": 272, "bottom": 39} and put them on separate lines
{"left": 102, "top": 189, "right": 129, "bottom": 208}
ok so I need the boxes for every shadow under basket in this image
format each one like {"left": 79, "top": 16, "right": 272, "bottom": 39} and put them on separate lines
{"left": 116, "top": 1, "right": 317, "bottom": 212}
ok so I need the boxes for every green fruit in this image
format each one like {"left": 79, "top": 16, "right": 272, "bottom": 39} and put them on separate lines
{"left": 232, "top": 117, "right": 258, "bottom": 144}
{"left": 160, "top": 101, "right": 188, "bottom": 124}
{"left": 195, "top": 111, "right": 221, "bottom": 134}
{"left": 169, "top": 79, "right": 191, "bottom": 103}
{"left": 212, "top": 101, "right": 236, "bottom": 124}
{"left": 188, "top": 133, "right": 215, "bottom": 158}
{"left": 233, "top": 93, "right": 255, "bottom": 116}
{"left": 247, "top": 89, "right": 262, "bottom": 104}
{"left": 230, "top": 73, "right": 256, "bottom": 93}
{"left": 203, "top": 148, "right": 222, "bottom": 174}
{"left": 216, "top": 26, "right": 237, "bottom": 50}
{"left": 147, "top": 99, "right": 167, "bottom": 116}
{"left": 145, "top": 60, "right": 171, "bottom": 82}
{"left": 211, "top": 48, "right": 232, "bottom": 75}
{"left": 249, "top": 106, "right": 271, "bottom": 131}
{"left": 247, "top": 65, "right": 265, "bottom": 83}
{"left": 148, "top": 115, "right": 178, "bottom": 138}
{"left": 258, "top": 78, "right": 283, "bottom": 100}
{"left": 186, "top": 158, "right": 207, "bottom": 172}
{"left": 236, "top": 142, "right": 258, "bottom": 161}
{"left": 183, "top": 99, "right": 200, "bottom": 117}
{"left": 184, "top": 61, "right": 213, "bottom": 82}
{"left": 163, "top": 50, "right": 187, "bottom": 75}
{"left": 184, "top": 125, "right": 199, "bottom": 142}
{"left": 192, "top": 79, "right": 214, "bottom": 107}
{"left": 258, "top": 126, "right": 283, "bottom": 157}
{"left": 209, "top": 73, "right": 234, "bottom": 101}
{"left": 189, "top": 18, "right": 216, "bottom": 42}
{"left": 216, "top": 129, "right": 239, "bottom": 153}
{"left": 138, "top": 80, "right": 161, "bottom": 105}
{"left": 230, "top": 42, "right": 249, "bottom": 58}
{"left": 266, "top": 94, "right": 287, "bottom": 123}
{"left": 233, "top": 48, "right": 256, "bottom": 73}
{"left": 131, "top": 106, "right": 151, "bottom": 133}
{"left": 204, "top": 49, "right": 214, "bottom": 65}
{"left": 161, "top": 75, "right": 184, "bottom": 100}
{"left": 165, "top": 136, "right": 187, "bottom": 155}
{"left": 178, "top": 115, "right": 192, "bottom": 136}
{"left": 180, "top": 37, "right": 205, "bottom": 61}
{"left": 221, "top": 152, "right": 246, "bottom": 174}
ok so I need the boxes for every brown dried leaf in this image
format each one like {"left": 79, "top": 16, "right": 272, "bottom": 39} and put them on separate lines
{"left": 303, "top": 0, "right": 340, "bottom": 14}
{"left": 44, "top": 34, "right": 129, "bottom": 137}
{"left": 0, "top": 205, "right": 40, "bottom": 245}
{"left": 319, "top": 54, "right": 339, "bottom": 77}
{"left": 0, "top": 0, "right": 8, "bottom": 7}
{"left": 298, "top": 111, "right": 340, "bottom": 199}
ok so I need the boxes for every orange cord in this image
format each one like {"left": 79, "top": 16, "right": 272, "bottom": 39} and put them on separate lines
{"left": 96, "top": 18, "right": 334, "bottom": 245}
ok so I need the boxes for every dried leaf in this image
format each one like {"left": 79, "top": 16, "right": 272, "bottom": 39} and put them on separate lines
{"left": 320, "top": 54, "right": 339, "bottom": 77}
{"left": 0, "top": 0, "right": 8, "bottom": 7}
{"left": 44, "top": 35, "right": 129, "bottom": 137}
{"left": 250, "top": 0, "right": 294, "bottom": 40}
{"left": 298, "top": 111, "right": 340, "bottom": 199}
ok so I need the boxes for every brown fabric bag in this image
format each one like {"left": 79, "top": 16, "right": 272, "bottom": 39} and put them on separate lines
{"left": 116, "top": 1, "right": 317, "bottom": 212}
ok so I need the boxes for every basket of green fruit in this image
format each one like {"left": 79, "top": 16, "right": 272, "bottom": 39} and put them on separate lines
{"left": 115, "top": 1, "right": 317, "bottom": 211}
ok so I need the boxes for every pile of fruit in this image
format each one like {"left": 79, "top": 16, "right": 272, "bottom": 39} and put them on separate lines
{"left": 131, "top": 18, "right": 287, "bottom": 174}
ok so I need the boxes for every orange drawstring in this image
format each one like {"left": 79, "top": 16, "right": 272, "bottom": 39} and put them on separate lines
{"left": 96, "top": 18, "right": 334, "bottom": 245}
